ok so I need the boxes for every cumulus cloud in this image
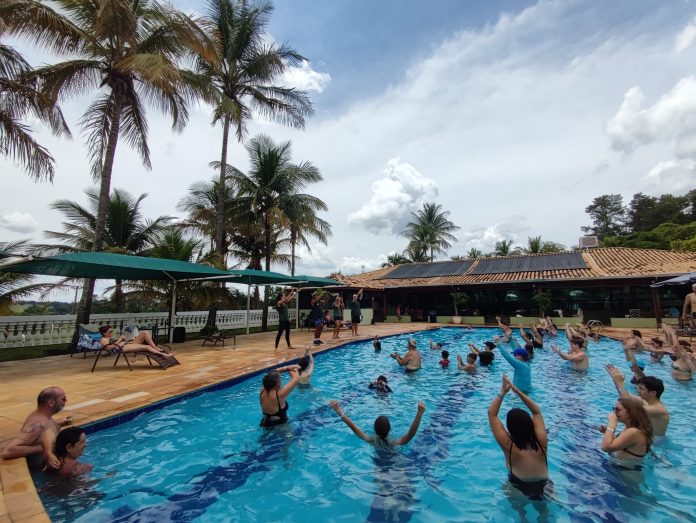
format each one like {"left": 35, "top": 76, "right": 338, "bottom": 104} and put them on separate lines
{"left": 293, "top": 243, "right": 387, "bottom": 275}
{"left": 282, "top": 60, "right": 331, "bottom": 93}
{"left": 458, "top": 217, "right": 530, "bottom": 254}
{"left": 347, "top": 158, "right": 439, "bottom": 235}
{"left": 0, "top": 211, "right": 37, "bottom": 233}
{"left": 336, "top": 255, "right": 387, "bottom": 275}
{"left": 674, "top": 17, "right": 696, "bottom": 52}
{"left": 606, "top": 78, "right": 696, "bottom": 158}
{"left": 640, "top": 159, "right": 696, "bottom": 195}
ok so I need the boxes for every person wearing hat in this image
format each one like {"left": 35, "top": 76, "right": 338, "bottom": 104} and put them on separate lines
{"left": 494, "top": 335, "right": 532, "bottom": 393}
{"left": 350, "top": 288, "right": 364, "bottom": 337}
{"left": 368, "top": 375, "right": 393, "bottom": 393}
{"left": 468, "top": 341, "right": 496, "bottom": 366}
{"left": 390, "top": 338, "right": 422, "bottom": 372}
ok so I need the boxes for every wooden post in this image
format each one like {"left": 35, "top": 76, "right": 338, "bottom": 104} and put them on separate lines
{"left": 651, "top": 286, "right": 662, "bottom": 328}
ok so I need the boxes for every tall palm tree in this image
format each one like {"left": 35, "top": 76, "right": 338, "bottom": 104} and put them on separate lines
{"left": 26, "top": 0, "right": 212, "bottom": 333}
{"left": 517, "top": 235, "right": 567, "bottom": 254}
{"left": 194, "top": 0, "right": 314, "bottom": 262}
{"left": 381, "top": 253, "right": 411, "bottom": 268}
{"left": 494, "top": 239, "right": 515, "bottom": 256}
{"left": 281, "top": 194, "right": 331, "bottom": 276}
{"left": 0, "top": 1, "right": 71, "bottom": 180}
{"left": 0, "top": 240, "right": 54, "bottom": 314}
{"left": 466, "top": 248, "right": 483, "bottom": 258}
{"left": 402, "top": 203, "right": 460, "bottom": 262}
{"left": 38, "top": 188, "right": 171, "bottom": 311}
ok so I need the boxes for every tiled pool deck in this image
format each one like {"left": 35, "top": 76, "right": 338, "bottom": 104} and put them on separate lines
{"left": 0, "top": 324, "right": 646, "bottom": 522}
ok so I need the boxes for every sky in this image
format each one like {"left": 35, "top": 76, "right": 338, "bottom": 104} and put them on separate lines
{"left": 4, "top": 0, "right": 696, "bottom": 287}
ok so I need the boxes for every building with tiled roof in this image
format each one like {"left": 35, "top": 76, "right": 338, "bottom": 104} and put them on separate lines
{"left": 328, "top": 248, "right": 696, "bottom": 325}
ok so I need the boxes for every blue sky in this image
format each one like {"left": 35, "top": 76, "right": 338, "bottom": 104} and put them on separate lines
{"left": 3, "top": 0, "right": 696, "bottom": 289}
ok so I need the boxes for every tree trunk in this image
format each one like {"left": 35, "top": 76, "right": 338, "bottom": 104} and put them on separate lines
{"left": 261, "top": 218, "right": 271, "bottom": 331}
{"left": 71, "top": 98, "right": 123, "bottom": 347}
{"left": 291, "top": 231, "right": 296, "bottom": 276}
{"left": 113, "top": 279, "right": 125, "bottom": 313}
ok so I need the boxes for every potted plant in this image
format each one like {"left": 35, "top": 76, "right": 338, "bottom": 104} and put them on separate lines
{"left": 451, "top": 291, "right": 470, "bottom": 324}
{"left": 531, "top": 290, "right": 553, "bottom": 317}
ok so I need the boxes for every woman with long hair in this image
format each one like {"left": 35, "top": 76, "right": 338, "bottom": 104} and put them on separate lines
{"left": 599, "top": 397, "right": 652, "bottom": 460}
{"left": 259, "top": 365, "right": 301, "bottom": 428}
{"left": 274, "top": 288, "right": 297, "bottom": 351}
{"left": 488, "top": 374, "right": 550, "bottom": 499}
{"left": 331, "top": 294, "right": 345, "bottom": 339}
{"left": 98, "top": 325, "right": 175, "bottom": 358}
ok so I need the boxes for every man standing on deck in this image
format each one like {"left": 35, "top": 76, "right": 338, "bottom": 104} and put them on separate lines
{"left": 1, "top": 387, "right": 71, "bottom": 469}
{"left": 682, "top": 283, "right": 696, "bottom": 325}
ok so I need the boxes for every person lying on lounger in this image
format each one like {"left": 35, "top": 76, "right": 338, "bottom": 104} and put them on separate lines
{"left": 98, "top": 325, "right": 176, "bottom": 358}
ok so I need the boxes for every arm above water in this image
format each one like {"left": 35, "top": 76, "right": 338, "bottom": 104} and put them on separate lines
{"left": 330, "top": 400, "right": 371, "bottom": 442}
{"left": 395, "top": 401, "right": 426, "bottom": 446}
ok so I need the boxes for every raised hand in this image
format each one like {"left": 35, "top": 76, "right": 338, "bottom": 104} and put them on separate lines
{"left": 417, "top": 401, "right": 426, "bottom": 413}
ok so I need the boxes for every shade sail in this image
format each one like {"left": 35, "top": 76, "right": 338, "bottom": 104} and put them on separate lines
{"left": 0, "top": 252, "right": 231, "bottom": 281}
{"left": 282, "top": 275, "right": 341, "bottom": 287}
{"left": 650, "top": 273, "right": 696, "bottom": 288}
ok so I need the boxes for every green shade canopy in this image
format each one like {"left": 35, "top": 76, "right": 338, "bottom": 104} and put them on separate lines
{"left": 281, "top": 275, "right": 341, "bottom": 288}
{"left": 0, "top": 252, "right": 231, "bottom": 281}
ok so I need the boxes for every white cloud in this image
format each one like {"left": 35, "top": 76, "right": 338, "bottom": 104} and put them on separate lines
{"left": 640, "top": 159, "right": 696, "bottom": 195}
{"left": 459, "top": 218, "right": 530, "bottom": 254}
{"left": 282, "top": 60, "right": 331, "bottom": 93}
{"left": 674, "top": 17, "right": 696, "bottom": 52}
{"left": 347, "top": 158, "right": 439, "bottom": 235}
{"left": 0, "top": 211, "right": 38, "bottom": 233}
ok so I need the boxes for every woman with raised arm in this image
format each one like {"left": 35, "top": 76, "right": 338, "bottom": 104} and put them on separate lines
{"left": 331, "top": 294, "right": 345, "bottom": 339}
{"left": 488, "top": 374, "right": 549, "bottom": 499}
{"left": 259, "top": 365, "right": 301, "bottom": 428}
{"left": 330, "top": 399, "right": 426, "bottom": 447}
{"left": 297, "top": 347, "right": 315, "bottom": 385}
{"left": 274, "top": 288, "right": 297, "bottom": 351}
{"left": 598, "top": 397, "right": 652, "bottom": 460}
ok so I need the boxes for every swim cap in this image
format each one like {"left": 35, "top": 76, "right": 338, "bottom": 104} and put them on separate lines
{"left": 409, "top": 338, "right": 418, "bottom": 348}
{"left": 513, "top": 348, "right": 529, "bottom": 360}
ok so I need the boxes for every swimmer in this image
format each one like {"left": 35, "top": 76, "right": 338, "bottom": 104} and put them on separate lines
{"left": 373, "top": 335, "right": 382, "bottom": 351}
{"left": 390, "top": 338, "right": 421, "bottom": 371}
{"left": 494, "top": 335, "right": 532, "bottom": 393}
{"left": 552, "top": 337, "right": 589, "bottom": 371}
{"left": 330, "top": 399, "right": 426, "bottom": 447}
{"left": 429, "top": 339, "right": 444, "bottom": 350}
{"left": 368, "top": 375, "right": 393, "bottom": 393}
{"left": 297, "top": 348, "right": 314, "bottom": 385}
{"left": 54, "top": 426, "right": 93, "bottom": 478}
{"left": 457, "top": 352, "right": 477, "bottom": 372}
{"left": 259, "top": 365, "right": 301, "bottom": 428}
{"left": 469, "top": 341, "right": 495, "bottom": 366}
{"left": 599, "top": 397, "right": 652, "bottom": 460}
{"left": 440, "top": 350, "right": 450, "bottom": 368}
{"left": 488, "top": 374, "right": 550, "bottom": 499}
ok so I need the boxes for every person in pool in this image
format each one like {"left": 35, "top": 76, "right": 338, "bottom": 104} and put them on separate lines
{"left": 440, "top": 350, "right": 450, "bottom": 368}
{"left": 429, "top": 339, "right": 444, "bottom": 350}
{"left": 259, "top": 365, "right": 301, "bottom": 428}
{"left": 552, "top": 337, "right": 589, "bottom": 371}
{"left": 373, "top": 335, "right": 382, "bottom": 351}
{"left": 488, "top": 374, "right": 550, "bottom": 499}
{"left": 469, "top": 341, "right": 495, "bottom": 366}
{"left": 519, "top": 323, "right": 543, "bottom": 349}
{"left": 390, "top": 338, "right": 421, "bottom": 371}
{"left": 98, "top": 325, "right": 176, "bottom": 359}
{"left": 457, "top": 352, "right": 477, "bottom": 372}
{"left": 330, "top": 399, "right": 426, "bottom": 447}
{"left": 494, "top": 336, "right": 532, "bottom": 393}
{"left": 598, "top": 397, "right": 652, "bottom": 460}
{"left": 605, "top": 364, "right": 669, "bottom": 436}
{"left": 54, "top": 426, "right": 92, "bottom": 478}
{"left": 368, "top": 375, "right": 393, "bottom": 393}
{"left": 297, "top": 348, "right": 314, "bottom": 385}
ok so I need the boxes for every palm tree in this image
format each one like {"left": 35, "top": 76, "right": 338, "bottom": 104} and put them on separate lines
{"left": 0, "top": 1, "right": 71, "bottom": 180}
{"left": 402, "top": 242, "right": 429, "bottom": 263}
{"left": 38, "top": 188, "right": 170, "bottom": 311}
{"left": 220, "top": 134, "right": 322, "bottom": 329}
{"left": 402, "top": 203, "right": 460, "bottom": 262}
{"left": 0, "top": 240, "right": 54, "bottom": 314}
{"left": 281, "top": 195, "right": 331, "bottom": 276}
{"left": 493, "top": 239, "right": 515, "bottom": 256}
{"left": 466, "top": 248, "right": 483, "bottom": 258}
{"left": 381, "top": 253, "right": 411, "bottom": 268}
{"left": 26, "top": 0, "right": 211, "bottom": 333}
{"left": 517, "top": 235, "right": 567, "bottom": 254}
{"left": 193, "top": 0, "right": 314, "bottom": 262}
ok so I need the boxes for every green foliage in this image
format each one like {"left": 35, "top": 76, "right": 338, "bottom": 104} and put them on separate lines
{"left": 531, "top": 290, "right": 553, "bottom": 316}
{"left": 581, "top": 194, "right": 626, "bottom": 240}
{"left": 466, "top": 248, "right": 483, "bottom": 258}
{"left": 451, "top": 290, "right": 470, "bottom": 316}
{"left": 402, "top": 203, "right": 460, "bottom": 262}
{"left": 603, "top": 222, "right": 696, "bottom": 250}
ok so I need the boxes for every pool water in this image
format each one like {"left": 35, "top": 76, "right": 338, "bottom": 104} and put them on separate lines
{"left": 37, "top": 328, "right": 696, "bottom": 522}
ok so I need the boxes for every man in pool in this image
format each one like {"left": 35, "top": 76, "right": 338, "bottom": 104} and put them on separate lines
{"left": 373, "top": 335, "right": 382, "bottom": 351}
{"left": 390, "top": 338, "right": 421, "bottom": 371}
{"left": 368, "top": 375, "right": 393, "bottom": 393}
{"left": 552, "top": 337, "right": 589, "bottom": 371}
{"left": 1, "top": 387, "right": 71, "bottom": 470}
{"left": 429, "top": 339, "right": 444, "bottom": 350}
{"left": 457, "top": 352, "right": 477, "bottom": 372}
{"left": 682, "top": 283, "right": 696, "bottom": 325}
{"left": 468, "top": 341, "right": 495, "bottom": 366}
{"left": 494, "top": 336, "right": 532, "bottom": 393}
{"left": 605, "top": 364, "right": 670, "bottom": 436}
{"left": 330, "top": 399, "right": 426, "bottom": 446}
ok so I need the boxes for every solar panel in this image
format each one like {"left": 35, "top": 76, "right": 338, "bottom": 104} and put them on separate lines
{"left": 469, "top": 252, "right": 587, "bottom": 274}
{"left": 380, "top": 261, "right": 473, "bottom": 279}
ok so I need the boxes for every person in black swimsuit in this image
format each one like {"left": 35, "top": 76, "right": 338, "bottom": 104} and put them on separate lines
{"left": 259, "top": 365, "right": 301, "bottom": 428}
{"left": 488, "top": 374, "right": 550, "bottom": 499}
{"left": 599, "top": 397, "right": 652, "bottom": 460}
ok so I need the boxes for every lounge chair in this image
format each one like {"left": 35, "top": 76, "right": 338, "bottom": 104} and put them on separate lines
{"left": 90, "top": 342, "right": 181, "bottom": 372}
{"left": 202, "top": 330, "right": 236, "bottom": 348}
{"left": 72, "top": 324, "right": 103, "bottom": 358}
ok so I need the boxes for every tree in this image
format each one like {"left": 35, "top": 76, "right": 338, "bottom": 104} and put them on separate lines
{"left": 39, "top": 188, "right": 170, "bottom": 311}
{"left": 193, "top": 0, "right": 313, "bottom": 263}
{"left": 626, "top": 192, "right": 692, "bottom": 232}
{"left": 0, "top": 241, "right": 53, "bottom": 315}
{"left": 0, "top": 0, "right": 73, "bottom": 180}
{"left": 466, "top": 248, "right": 483, "bottom": 258}
{"left": 281, "top": 192, "right": 331, "bottom": 276}
{"left": 381, "top": 253, "right": 411, "bottom": 268}
{"left": 402, "top": 203, "right": 460, "bottom": 262}
{"left": 223, "top": 134, "right": 322, "bottom": 329}
{"left": 493, "top": 239, "right": 514, "bottom": 256}
{"left": 581, "top": 194, "right": 626, "bottom": 240}
{"left": 517, "top": 235, "right": 566, "bottom": 254}
{"left": 28, "top": 0, "right": 210, "bottom": 339}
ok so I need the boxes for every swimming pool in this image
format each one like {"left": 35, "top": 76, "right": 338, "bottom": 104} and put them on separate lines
{"left": 37, "top": 328, "right": 696, "bottom": 522}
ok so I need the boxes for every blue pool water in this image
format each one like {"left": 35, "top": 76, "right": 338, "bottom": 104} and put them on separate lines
{"left": 37, "top": 328, "right": 696, "bottom": 522}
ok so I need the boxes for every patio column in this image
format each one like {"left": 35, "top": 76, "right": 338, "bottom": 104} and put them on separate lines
{"left": 651, "top": 286, "right": 662, "bottom": 328}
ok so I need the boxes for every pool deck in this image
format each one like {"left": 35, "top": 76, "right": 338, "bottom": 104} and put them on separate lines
{"left": 0, "top": 323, "right": 653, "bottom": 522}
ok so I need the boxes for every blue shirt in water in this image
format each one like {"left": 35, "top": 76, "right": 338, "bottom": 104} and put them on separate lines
{"left": 499, "top": 344, "right": 532, "bottom": 393}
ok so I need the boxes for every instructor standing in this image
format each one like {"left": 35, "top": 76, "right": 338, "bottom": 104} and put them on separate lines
{"left": 275, "top": 288, "right": 297, "bottom": 351}
{"left": 350, "top": 288, "right": 364, "bottom": 336}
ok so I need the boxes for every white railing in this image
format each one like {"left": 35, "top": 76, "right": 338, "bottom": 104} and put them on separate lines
{"left": 0, "top": 309, "right": 296, "bottom": 348}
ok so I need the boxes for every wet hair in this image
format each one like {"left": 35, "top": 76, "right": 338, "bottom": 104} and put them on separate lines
{"left": 441, "top": 350, "right": 449, "bottom": 359}
{"left": 374, "top": 415, "right": 391, "bottom": 440}
{"left": 650, "top": 337, "right": 663, "bottom": 347}
{"left": 98, "top": 325, "right": 112, "bottom": 335}
{"left": 617, "top": 397, "right": 653, "bottom": 448}
{"left": 467, "top": 352, "right": 477, "bottom": 363}
{"left": 377, "top": 375, "right": 388, "bottom": 383}
{"left": 484, "top": 341, "right": 496, "bottom": 350}
{"left": 631, "top": 329, "right": 642, "bottom": 338}
{"left": 523, "top": 332, "right": 532, "bottom": 340}
{"left": 262, "top": 371, "right": 281, "bottom": 391}
{"left": 37, "top": 387, "right": 62, "bottom": 407}
{"left": 298, "top": 356, "right": 310, "bottom": 372}
{"left": 639, "top": 376, "right": 664, "bottom": 399}
{"left": 524, "top": 343, "right": 534, "bottom": 357}
{"left": 506, "top": 408, "right": 542, "bottom": 452}
{"left": 570, "top": 336, "right": 584, "bottom": 348}
{"left": 55, "top": 426, "right": 85, "bottom": 458}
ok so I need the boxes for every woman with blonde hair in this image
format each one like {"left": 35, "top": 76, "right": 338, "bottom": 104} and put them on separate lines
{"left": 599, "top": 397, "right": 652, "bottom": 460}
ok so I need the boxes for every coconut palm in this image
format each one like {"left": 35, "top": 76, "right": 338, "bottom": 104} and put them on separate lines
{"left": 281, "top": 195, "right": 331, "bottom": 276}
{"left": 381, "top": 253, "right": 411, "bottom": 268}
{"left": 517, "top": 235, "right": 567, "bottom": 254}
{"left": 0, "top": 240, "right": 54, "bottom": 314}
{"left": 193, "top": 0, "right": 314, "bottom": 261}
{"left": 402, "top": 203, "right": 460, "bottom": 262}
{"left": 466, "top": 248, "right": 483, "bottom": 258}
{"left": 0, "top": 1, "right": 71, "bottom": 180}
{"left": 493, "top": 239, "right": 515, "bottom": 256}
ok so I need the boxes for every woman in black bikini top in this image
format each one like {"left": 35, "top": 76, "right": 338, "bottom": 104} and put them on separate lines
{"left": 599, "top": 397, "right": 652, "bottom": 460}
{"left": 259, "top": 365, "right": 301, "bottom": 428}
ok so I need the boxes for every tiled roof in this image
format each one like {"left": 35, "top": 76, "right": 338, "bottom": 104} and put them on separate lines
{"left": 331, "top": 248, "right": 696, "bottom": 289}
